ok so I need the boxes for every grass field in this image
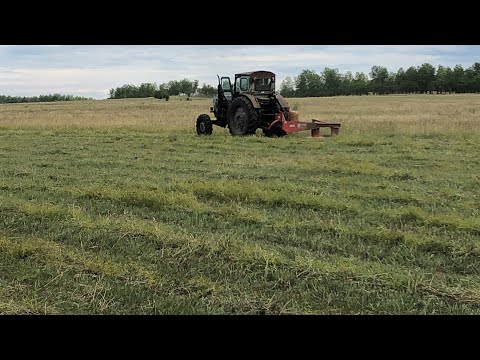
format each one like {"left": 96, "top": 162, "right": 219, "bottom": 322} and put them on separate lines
{"left": 1, "top": 94, "right": 479, "bottom": 314}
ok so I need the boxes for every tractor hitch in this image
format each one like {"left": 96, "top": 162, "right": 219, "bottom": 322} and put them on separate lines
{"left": 272, "top": 113, "right": 341, "bottom": 137}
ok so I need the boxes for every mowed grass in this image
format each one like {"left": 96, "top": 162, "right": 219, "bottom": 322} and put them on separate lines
{"left": 0, "top": 94, "right": 479, "bottom": 314}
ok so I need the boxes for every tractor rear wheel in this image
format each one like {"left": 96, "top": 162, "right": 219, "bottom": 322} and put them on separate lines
{"left": 227, "top": 96, "right": 259, "bottom": 136}
{"left": 196, "top": 114, "right": 213, "bottom": 136}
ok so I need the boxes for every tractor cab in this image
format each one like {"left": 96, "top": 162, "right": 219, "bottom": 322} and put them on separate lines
{"left": 217, "top": 71, "right": 276, "bottom": 99}
{"left": 211, "top": 71, "right": 277, "bottom": 126}
{"left": 234, "top": 71, "right": 276, "bottom": 95}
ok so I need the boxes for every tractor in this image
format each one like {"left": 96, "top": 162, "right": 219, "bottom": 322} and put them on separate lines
{"left": 195, "top": 70, "right": 341, "bottom": 137}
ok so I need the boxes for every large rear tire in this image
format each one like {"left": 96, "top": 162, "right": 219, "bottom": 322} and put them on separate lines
{"left": 196, "top": 114, "right": 213, "bottom": 136}
{"left": 227, "top": 96, "right": 259, "bottom": 136}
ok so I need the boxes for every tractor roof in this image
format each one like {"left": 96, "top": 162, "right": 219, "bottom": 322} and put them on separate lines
{"left": 235, "top": 70, "right": 275, "bottom": 77}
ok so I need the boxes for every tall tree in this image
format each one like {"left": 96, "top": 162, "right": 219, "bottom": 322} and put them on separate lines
{"left": 471, "top": 62, "right": 480, "bottom": 92}
{"left": 167, "top": 80, "right": 181, "bottom": 96}
{"left": 322, "top": 68, "right": 342, "bottom": 96}
{"left": 404, "top": 66, "right": 419, "bottom": 93}
{"left": 295, "top": 70, "right": 322, "bottom": 97}
{"left": 417, "top": 63, "right": 436, "bottom": 93}
{"left": 279, "top": 77, "right": 295, "bottom": 97}
{"left": 434, "top": 65, "right": 447, "bottom": 94}
{"left": 369, "top": 66, "right": 389, "bottom": 94}
{"left": 463, "top": 67, "right": 476, "bottom": 93}
{"left": 395, "top": 67, "right": 407, "bottom": 93}
{"left": 340, "top": 71, "right": 353, "bottom": 96}
{"left": 352, "top": 72, "right": 369, "bottom": 95}
{"left": 198, "top": 83, "right": 216, "bottom": 97}
{"left": 453, "top": 65, "right": 465, "bottom": 93}
{"left": 445, "top": 67, "right": 455, "bottom": 93}
{"left": 138, "top": 83, "right": 157, "bottom": 97}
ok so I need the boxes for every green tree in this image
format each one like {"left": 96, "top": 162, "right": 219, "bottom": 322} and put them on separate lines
{"left": 167, "top": 80, "right": 181, "bottom": 96}
{"left": 385, "top": 72, "right": 397, "bottom": 94}
{"left": 352, "top": 72, "right": 369, "bottom": 95}
{"left": 463, "top": 68, "right": 476, "bottom": 93}
{"left": 395, "top": 67, "right": 408, "bottom": 93}
{"left": 434, "top": 65, "right": 447, "bottom": 94}
{"left": 294, "top": 72, "right": 308, "bottom": 97}
{"left": 369, "top": 66, "right": 389, "bottom": 95}
{"left": 138, "top": 83, "right": 157, "bottom": 98}
{"left": 404, "top": 66, "right": 419, "bottom": 93}
{"left": 339, "top": 71, "right": 353, "bottom": 96}
{"left": 279, "top": 77, "right": 296, "bottom": 97}
{"left": 198, "top": 83, "right": 216, "bottom": 97}
{"left": 179, "top": 79, "right": 193, "bottom": 96}
{"left": 453, "top": 65, "right": 465, "bottom": 93}
{"left": 322, "top": 68, "right": 342, "bottom": 96}
{"left": 417, "top": 63, "right": 436, "bottom": 93}
{"left": 471, "top": 62, "right": 480, "bottom": 92}
{"left": 295, "top": 70, "right": 323, "bottom": 97}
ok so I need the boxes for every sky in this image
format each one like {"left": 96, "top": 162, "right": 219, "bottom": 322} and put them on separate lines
{"left": 0, "top": 45, "right": 479, "bottom": 99}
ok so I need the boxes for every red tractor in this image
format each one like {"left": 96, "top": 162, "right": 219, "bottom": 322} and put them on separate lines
{"left": 196, "top": 70, "right": 341, "bottom": 137}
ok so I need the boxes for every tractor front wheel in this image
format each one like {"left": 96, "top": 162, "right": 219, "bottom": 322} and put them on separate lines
{"left": 196, "top": 114, "right": 213, "bottom": 136}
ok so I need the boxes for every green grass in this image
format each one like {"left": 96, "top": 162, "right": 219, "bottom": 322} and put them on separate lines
{"left": 1, "top": 95, "right": 480, "bottom": 314}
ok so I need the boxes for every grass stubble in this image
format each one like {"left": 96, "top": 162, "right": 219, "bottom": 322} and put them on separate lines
{"left": 0, "top": 94, "right": 479, "bottom": 314}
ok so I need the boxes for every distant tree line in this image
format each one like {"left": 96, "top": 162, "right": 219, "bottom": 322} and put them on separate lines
{"left": 108, "top": 79, "right": 218, "bottom": 100}
{"left": 0, "top": 94, "right": 92, "bottom": 104}
{"left": 280, "top": 62, "right": 480, "bottom": 97}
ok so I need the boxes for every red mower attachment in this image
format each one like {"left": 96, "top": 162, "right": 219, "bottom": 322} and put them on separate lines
{"left": 269, "top": 113, "right": 341, "bottom": 137}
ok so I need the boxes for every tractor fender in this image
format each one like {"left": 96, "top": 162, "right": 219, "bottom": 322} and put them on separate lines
{"left": 275, "top": 94, "right": 290, "bottom": 110}
{"left": 239, "top": 94, "right": 261, "bottom": 109}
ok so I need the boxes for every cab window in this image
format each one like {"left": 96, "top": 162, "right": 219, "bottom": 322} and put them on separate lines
{"left": 240, "top": 78, "right": 249, "bottom": 91}
{"left": 235, "top": 76, "right": 250, "bottom": 92}
{"left": 254, "top": 78, "right": 273, "bottom": 91}
{"left": 221, "top": 78, "right": 232, "bottom": 92}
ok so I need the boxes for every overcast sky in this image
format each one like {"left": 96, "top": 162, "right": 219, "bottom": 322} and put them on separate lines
{"left": 0, "top": 45, "right": 479, "bottom": 99}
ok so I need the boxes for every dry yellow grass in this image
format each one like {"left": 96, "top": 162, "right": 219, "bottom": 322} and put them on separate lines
{"left": 0, "top": 94, "right": 479, "bottom": 135}
{"left": 290, "top": 94, "right": 480, "bottom": 135}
